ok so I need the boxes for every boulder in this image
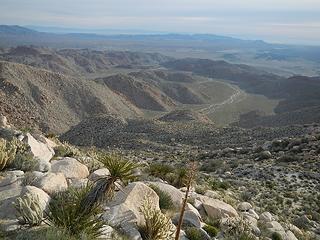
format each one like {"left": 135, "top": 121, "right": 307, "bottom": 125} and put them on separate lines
{"left": 21, "top": 186, "right": 51, "bottom": 212}
{"left": 89, "top": 168, "right": 110, "bottom": 182}
{"left": 0, "top": 115, "right": 10, "bottom": 128}
{"left": 51, "top": 157, "right": 89, "bottom": 179}
{"left": 204, "top": 190, "right": 220, "bottom": 199}
{"left": 264, "top": 221, "right": 286, "bottom": 238}
{"left": 173, "top": 210, "right": 202, "bottom": 228}
{"left": 198, "top": 196, "right": 238, "bottom": 218}
{"left": 259, "top": 151, "right": 272, "bottom": 160}
{"left": 0, "top": 171, "right": 23, "bottom": 187}
{"left": 260, "top": 212, "right": 274, "bottom": 222}
{"left": 186, "top": 203, "right": 201, "bottom": 219}
{"left": 0, "top": 182, "right": 23, "bottom": 219}
{"left": 148, "top": 181, "right": 184, "bottom": 209}
{"left": 68, "top": 178, "right": 88, "bottom": 189}
{"left": 24, "top": 133, "right": 54, "bottom": 172}
{"left": 285, "top": 230, "right": 298, "bottom": 240}
{"left": 35, "top": 172, "right": 68, "bottom": 195}
{"left": 237, "top": 202, "right": 253, "bottom": 212}
{"left": 103, "top": 182, "right": 159, "bottom": 240}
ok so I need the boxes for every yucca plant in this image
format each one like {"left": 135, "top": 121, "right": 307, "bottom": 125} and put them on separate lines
{"left": 139, "top": 197, "right": 175, "bottom": 240}
{"left": 81, "top": 153, "right": 140, "bottom": 212}
{"left": 0, "top": 138, "right": 17, "bottom": 171}
{"left": 46, "top": 186, "right": 104, "bottom": 239}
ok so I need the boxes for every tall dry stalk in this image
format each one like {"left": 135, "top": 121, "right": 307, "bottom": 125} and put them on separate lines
{"left": 174, "top": 162, "right": 197, "bottom": 240}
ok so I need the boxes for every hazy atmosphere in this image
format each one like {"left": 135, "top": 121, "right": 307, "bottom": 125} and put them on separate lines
{"left": 1, "top": 0, "right": 320, "bottom": 44}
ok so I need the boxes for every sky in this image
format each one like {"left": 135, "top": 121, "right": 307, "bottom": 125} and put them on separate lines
{"left": 1, "top": 0, "right": 320, "bottom": 45}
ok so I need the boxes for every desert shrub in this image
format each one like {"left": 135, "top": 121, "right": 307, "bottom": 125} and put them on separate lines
{"left": 15, "top": 227, "right": 94, "bottom": 240}
{"left": 205, "top": 217, "right": 220, "bottom": 228}
{"left": 54, "top": 142, "right": 81, "bottom": 158}
{"left": 0, "top": 138, "right": 17, "bottom": 170}
{"left": 203, "top": 224, "right": 219, "bottom": 237}
{"left": 277, "top": 155, "right": 300, "bottom": 163}
{"left": 11, "top": 152, "right": 38, "bottom": 171}
{"left": 139, "top": 197, "right": 175, "bottom": 240}
{"left": 47, "top": 186, "right": 104, "bottom": 239}
{"left": 210, "top": 179, "right": 231, "bottom": 190}
{"left": 148, "top": 163, "right": 188, "bottom": 188}
{"left": 14, "top": 193, "right": 43, "bottom": 226}
{"left": 221, "top": 216, "right": 255, "bottom": 240}
{"left": 185, "top": 227, "right": 207, "bottom": 240}
{"left": 22, "top": 172, "right": 39, "bottom": 186}
{"left": 148, "top": 163, "right": 175, "bottom": 179}
{"left": 149, "top": 184, "right": 175, "bottom": 211}
{"left": 271, "top": 232, "right": 283, "bottom": 240}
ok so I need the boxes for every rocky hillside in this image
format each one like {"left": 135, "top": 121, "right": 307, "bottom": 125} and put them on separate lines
{"left": 1, "top": 116, "right": 318, "bottom": 240}
{"left": 0, "top": 46, "right": 171, "bottom": 76}
{"left": 0, "top": 61, "right": 141, "bottom": 133}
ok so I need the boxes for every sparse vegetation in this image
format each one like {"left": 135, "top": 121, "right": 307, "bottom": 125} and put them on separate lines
{"left": 139, "top": 197, "right": 175, "bottom": 240}
{"left": 0, "top": 138, "right": 17, "bottom": 170}
{"left": 185, "top": 227, "right": 206, "bottom": 240}
{"left": 82, "top": 153, "right": 139, "bottom": 211}
{"left": 203, "top": 224, "right": 219, "bottom": 237}
{"left": 14, "top": 193, "right": 43, "bottom": 226}
{"left": 149, "top": 184, "right": 175, "bottom": 211}
{"left": 47, "top": 186, "right": 104, "bottom": 239}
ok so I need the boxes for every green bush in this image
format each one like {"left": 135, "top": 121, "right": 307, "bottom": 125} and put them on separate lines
{"left": 47, "top": 186, "right": 104, "bottom": 239}
{"left": 205, "top": 217, "right": 220, "bottom": 228}
{"left": 15, "top": 227, "right": 95, "bottom": 240}
{"left": 148, "top": 163, "right": 175, "bottom": 179}
{"left": 210, "top": 179, "right": 230, "bottom": 190}
{"left": 11, "top": 152, "right": 38, "bottom": 171}
{"left": 185, "top": 227, "right": 206, "bottom": 240}
{"left": 149, "top": 184, "right": 175, "bottom": 211}
{"left": 271, "top": 232, "right": 283, "bottom": 240}
{"left": 54, "top": 142, "right": 81, "bottom": 158}
{"left": 203, "top": 225, "right": 218, "bottom": 237}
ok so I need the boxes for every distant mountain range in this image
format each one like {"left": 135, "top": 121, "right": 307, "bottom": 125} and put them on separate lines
{"left": 1, "top": 25, "right": 319, "bottom": 76}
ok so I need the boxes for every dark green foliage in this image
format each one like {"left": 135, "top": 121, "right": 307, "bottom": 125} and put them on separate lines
{"left": 11, "top": 152, "right": 37, "bottom": 171}
{"left": 148, "top": 163, "right": 175, "bottom": 179}
{"left": 271, "top": 232, "right": 283, "bottom": 240}
{"left": 148, "top": 163, "right": 188, "bottom": 188}
{"left": 149, "top": 184, "right": 175, "bottom": 211}
{"left": 203, "top": 225, "right": 218, "bottom": 237}
{"left": 185, "top": 227, "right": 207, "bottom": 240}
{"left": 210, "top": 179, "right": 230, "bottom": 190}
{"left": 277, "top": 154, "right": 300, "bottom": 162}
{"left": 204, "top": 217, "right": 220, "bottom": 228}
{"left": 47, "top": 186, "right": 104, "bottom": 239}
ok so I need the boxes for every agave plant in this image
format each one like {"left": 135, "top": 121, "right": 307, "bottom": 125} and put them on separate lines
{"left": 81, "top": 153, "right": 140, "bottom": 212}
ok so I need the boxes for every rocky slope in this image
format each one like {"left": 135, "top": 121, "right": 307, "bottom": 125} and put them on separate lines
{"left": 0, "top": 46, "right": 172, "bottom": 76}
{"left": 0, "top": 61, "right": 141, "bottom": 133}
{"left": 1, "top": 116, "right": 318, "bottom": 240}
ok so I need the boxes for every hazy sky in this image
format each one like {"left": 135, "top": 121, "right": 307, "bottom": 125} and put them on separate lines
{"left": 1, "top": 0, "right": 320, "bottom": 44}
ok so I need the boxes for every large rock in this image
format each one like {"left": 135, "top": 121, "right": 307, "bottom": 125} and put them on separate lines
{"left": 103, "top": 182, "right": 159, "bottom": 240}
{"left": 89, "top": 168, "right": 110, "bottom": 182}
{"left": 260, "top": 212, "right": 274, "bottom": 222}
{"left": 24, "top": 133, "right": 54, "bottom": 172}
{"left": 173, "top": 210, "right": 202, "bottom": 228}
{"left": 264, "top": 221, "right": 286, "bottom": 238}
{"left": 0, "top": 182, "right": 23, "bottom": 219}
{"left": 285, "top": 231, "right": 298, "bottom": 240}
{"left": 35, "top": 172, "right": 68, "bottom": 195}
{"left": 148, "top": 181, "right": 184, "bottom": 209}
{"left": 199, "top": 196, "right": 238, "bottom": 219}
{"left": 21, "top": 186, "right": 51, "bottom": 212}
{"left": 51, "top": 157, "right": 89, "bottom": 179}
{"left": 237, "top": 202, "right": 253, "bottom": 212}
